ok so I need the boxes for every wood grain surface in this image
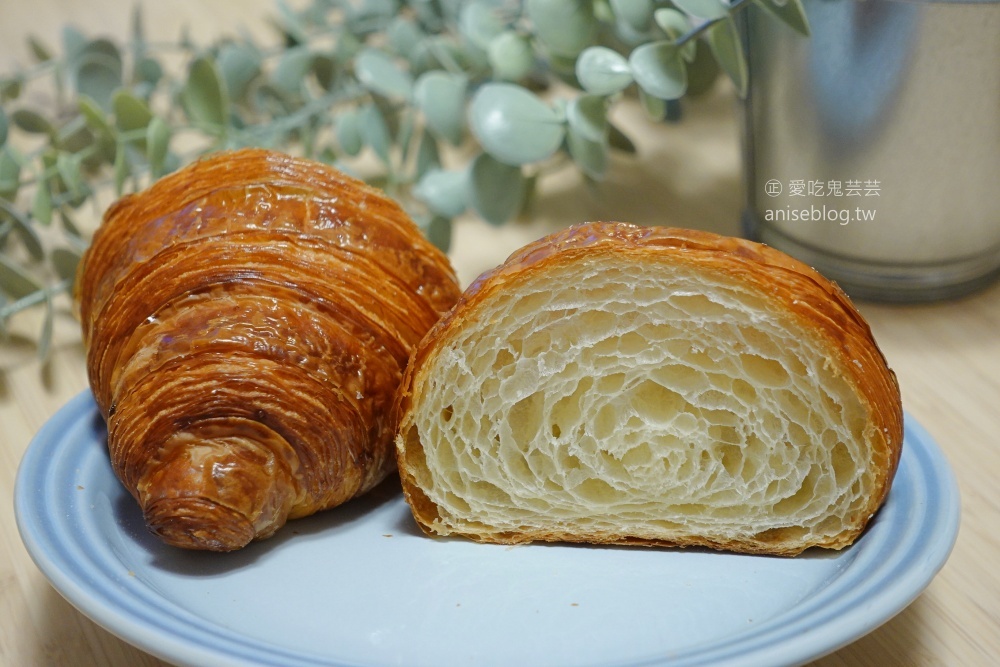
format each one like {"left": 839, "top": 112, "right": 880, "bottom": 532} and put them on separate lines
{"left": 1, "top": 1, "right": 996, "bottom": 665}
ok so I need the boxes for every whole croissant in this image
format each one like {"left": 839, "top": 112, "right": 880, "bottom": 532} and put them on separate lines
{"left": 77, "top": 148, "right": 460, "bottom": 551}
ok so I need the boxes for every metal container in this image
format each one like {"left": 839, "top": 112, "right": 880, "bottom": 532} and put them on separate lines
{"left": 741, "top": 0, "right": 1000, "bottom": 301}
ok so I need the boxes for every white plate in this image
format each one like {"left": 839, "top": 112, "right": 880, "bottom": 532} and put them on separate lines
{"left": 16, "top": 391, "right": 959, "bottom": 667}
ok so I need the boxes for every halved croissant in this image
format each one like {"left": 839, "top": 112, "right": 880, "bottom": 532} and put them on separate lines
{"left": 395, "top": 222, "right": 902, "bottom": 555}
{"left": 77, "top": 148, "right": 460, "bottom": 551}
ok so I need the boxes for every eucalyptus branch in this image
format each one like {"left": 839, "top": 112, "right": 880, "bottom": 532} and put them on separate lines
{"left": 0, "top": 0, "right": 811, "bottom": 359}
{"left": 0, "top": 277, "right": 71, "bottom": 321}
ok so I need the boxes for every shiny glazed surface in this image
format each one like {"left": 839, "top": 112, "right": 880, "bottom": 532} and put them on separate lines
{"left": 76, "top": 148, "right": 461, "bottom": 550}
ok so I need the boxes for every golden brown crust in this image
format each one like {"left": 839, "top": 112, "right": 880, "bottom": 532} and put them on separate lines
{"left": 395, "top": 221, "right": 903, "bottom": 556}
{"left": 77, "top": 148, "right": 461, "bottom": 550}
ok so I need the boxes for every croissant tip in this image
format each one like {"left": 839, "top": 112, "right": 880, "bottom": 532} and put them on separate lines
{"left": 144, "top": 497, "right": 255, "bottom": 552}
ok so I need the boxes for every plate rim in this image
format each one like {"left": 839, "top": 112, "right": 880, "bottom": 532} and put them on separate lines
{"left": 15, "top": 390, "right": 961, "bottom": 667}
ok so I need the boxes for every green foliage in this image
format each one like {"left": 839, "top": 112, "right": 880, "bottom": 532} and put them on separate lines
{"left": 0, "top": 0, "right": 808, "bottom": 358}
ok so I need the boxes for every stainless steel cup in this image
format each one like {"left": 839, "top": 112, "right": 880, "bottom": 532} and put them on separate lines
{"left": 741, "top": 0, "right": 1000, "bottom": 301}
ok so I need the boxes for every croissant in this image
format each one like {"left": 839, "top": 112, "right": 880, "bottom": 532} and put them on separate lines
{"left": 395, "top": 222, "right": 903, "bottom": 555}
{"left": 76, "top": 148, "right": 460, "bottom": 551}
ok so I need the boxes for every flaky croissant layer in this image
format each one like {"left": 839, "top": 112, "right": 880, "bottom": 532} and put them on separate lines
{"left": 77, "top": 148, "right": 460, "bottom": 550}
{"left": 395, "top": 223, "right": 903, "bottom": 556}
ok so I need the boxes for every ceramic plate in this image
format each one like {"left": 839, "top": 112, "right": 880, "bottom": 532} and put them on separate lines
{"left": 15, "top": 391, "right": 959, "bottom": 667}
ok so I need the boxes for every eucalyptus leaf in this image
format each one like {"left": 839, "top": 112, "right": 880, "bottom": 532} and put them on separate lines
{"left": 414, "top": 71, "right": 467, "bottom": 146}
{"left": 607, "top": 121, "right": 637, "bottom": 154}
{"left": 468, "top": 83, "right": 565, "bottom": 166}
{"left": 610, "top": 0, "right": 654, "bottom": 32}
{"left": 488, "top": 32, "right": 535, "bottom": 82}
{"left": 754, "top": 0, "right": 810, "bottom": 37}
{"left": 72, "top": 39, "right": 123, "bottom": 110}
{"left": 37, "top": 294, "right": 54, "bottom": 362}
{"left": 653, "top": 9, "right": 696, "bottom": 62}
{"left": 612, "top": 17, "right": 660, "bottom": 49}
{"left": 78, "top": 96, "right": 117, "bottom": 162}
{"left": 0, "top": 199, "right": 45, "bottom": 260}
{"left": 397, "top": 110, "right": 416, "bottom": 164}
{"left": 575, "top": 47, "right": 633, "bottom": 96}
{"left": 360, "top": 103, "right": 391, "bottom": 163}
{"left": 409, "top": 0, "right": 440, "bottom": 31}
{"left": 317, "top": 146, "right": 337, "bottom": 165}
{"left": 0, "top": 78, "right": 22, "bottom": 103}
{"left": 639, "top": 88, "right": 667, "bottom": 121}
{"left": 707, "top": 17, "right": 748, "bottom": 98}
{"left": 79, "top": 95, "right": 113, "bottom": 135}
{"left": 55, "top": 120, "right": 93, "bottom": 155}
{"left": 59, "top": 208, "right": 87, "bottom": 247}
{"left": 335, "top": 108, "right": 364, "bottom": 156}
{"left": 275, "top": 0, "right": 310, "bottom": 44}
{"left": 455, "top": 37, "right": 491, "bottom": 72}
{"left": 271, "top": 45, "right": 314, "bottom": 96}
{"left": 0, "top": 147, "right": 21, "bottom": 200}
{"left": 459, "top": 1, "right": 504, "bottom": 50}
{"left": 468, "top": 152, "right": 526, "bottom": 225}
{"left": 345, "top": 0, "right": 399, "bottom": 34}
{"left": 387, "top": 17, "right": 423, "bottom": 59}
{"left": 181, "top": 56, "right": 229, "bottom": 129}
{"left": 411, "top": 36, "right": 478, "bottom": 75}
{"left": 0, "top": 108, "right": 7, "bottom": 147}
{"left": 31, "top": 183, "right": 53, "bottom": 226}
{"left": 218, "top": 43, "right": 262, "bottom": 101}
{"left": 592, "top": 0, "right": 615, "bottom": 22}
{"left": 629, "top": 41, "right": 687, "bottom": 100}
{"left": 354, "top": 48, "right": 413, "bottom": 100}
{"left": 11, "top": 109, "right": 54, "bottom": 136}
{"left": 51, "top": 247, "right": 82, "bottom": 284}
{"left": 113, "top": 89, "right": 152, "bottom": 150}
{"left": 334, "top": 31, "right": 363, "bottom": 64}
{"left": 135, "top": 56, "right": 163, "bottom": 88}
{"left": 566, "top": 126, "right": 608, "bottom": 179}
{"left": 147, "top": 116, "right": 171, "bottom": 178}
{"left": 566, "top": 95, "right": 607, "bottom": 143}
{"left": 653, "top": 8, "right": 688, "bottom": 37}
{"left": 113, "top": 143, "right": 129, "bottom": 196}
{"left": 672, "top": 0, "right": 728, "bottom": 20}
{"left": 415, "top": 127, "right": 441, "bottom": 180}
{"left": 525, "top": 0, "right": 598, "bottom": 59}
{"left": 685, "top": 39, "right": 720, "bottom": 96}
{"left": 311, "top": 53, "right": 337, "bottom": 91}
{"left": 55, "top": 152, "right": 84, "bottom": 199}
{"left": 415, "top": 168, "right": 469, "bottom": 218}
{"left": 28, "top": 35, "right": 54, "bottom": 63}
{"left": 61, "top": 26, "right": 86, "bottom": 63}
{"left": 424, "top": 215, "right": 452, "bottom": 253}
{"left": 0, "top": 256, "right": 40, "bottom": 301}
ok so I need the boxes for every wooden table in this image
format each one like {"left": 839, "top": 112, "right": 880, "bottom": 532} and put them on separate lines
{"left": 2, "top": 1, "right": 997, "bottom": 665}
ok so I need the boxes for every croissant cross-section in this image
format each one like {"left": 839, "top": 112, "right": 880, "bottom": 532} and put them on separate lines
{"left": 395, "top": 222, "right": 903, "bottom": 556}
{"left": 76, "top": 148, "right": 461, "bottom": 551}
